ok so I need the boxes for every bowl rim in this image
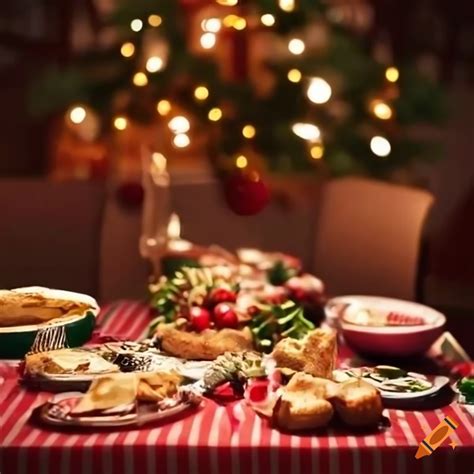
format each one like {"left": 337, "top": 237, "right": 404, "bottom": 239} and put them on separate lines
{"left": 326, "top": 295, "right": 446, "bottom": 334}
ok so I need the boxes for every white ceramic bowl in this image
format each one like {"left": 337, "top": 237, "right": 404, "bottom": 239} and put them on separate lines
{"left": 325, "top": 296, "right": 446, "bottom": 357}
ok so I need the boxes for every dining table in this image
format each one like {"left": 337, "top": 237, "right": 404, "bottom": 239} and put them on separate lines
{"left": 0, "top": 300, "right": 472, "bottom": 474}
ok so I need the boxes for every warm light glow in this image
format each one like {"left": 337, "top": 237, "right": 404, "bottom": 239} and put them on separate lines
{"left": 130, "top": 19, "right": 143, "bottom": 32}
{"left": 157, "top": 100, "right": 171, "bottom": 116}
{"left": 288, "top": 38, "right": 305, "bottom": 55}
{"left": 223, "top": 14, "right": 239, "bottom": 27}
{"left": 168, "top": 213, "right": 181, "bottom": 239}
{"left": 385, "top": 66, "right": 399, "bottom": 82}
{"left": 288, "top": 68, "right": 302, "bottom": 83}
{"left": 279, "top": 0, "right": 295, "bottom": 12}
{"left": 261, "top": 14, "right": 275, "bottom": 26}
{"left": 208, "top": 107, "right": 223, "bottom": 121}
{"left": 201, "top": 18, "right": 221, "bottom": 33}
{"left": 307, "top": 77, "right": 332, "bottom": 104}
{"left": 200, "top": 32, "right": 216, "bottom": 49}
{"left": 173, "top": 133, "right": 190, "bottom": 148}
{"left": 69, "top": 106, "right": 86, "bottom": 124}
{"left": 146, "top": 56, "right": 164, "bottom": 73}
{"left": 310, "top": 144, "right": 324, "bottom": 159}
{"left": 120, "top": 42, "right": 135, "bottom": 58}
{"left": 113, "top": 116, "right": 128, "bottom": 130}
{"left": 233, "top": 17, "right": 247, "bottom": 30}
{"left": 168, "top": 116, "right": 190, "bottom": 134}
{"left": 292, "top": 123, "right": 321, "bottom": 141}
{"left": 235, "top": 155, "right": 248, "bottom": 168}
{"left": 152, "top": 152, "right": 167, "bottom": 173}
{"left": 242, "top": 124, "right": 256, "bottom": 139}
{"left": 370, "top": 136, "right": 391, "bottom": 157}
{"left": 133, "top": 72, "right": 148, "bottom": 86}
{"left": 148, "top": 14, "right": 162, "bottom": 27}
{"left": 217, "top": 0, "right": 238, "bottom": 5}
{"left": 194, "top": 85, "right": 209, "bottom": 100}
{"left": 372, "top": 101, "right": 393, "bottom": 120}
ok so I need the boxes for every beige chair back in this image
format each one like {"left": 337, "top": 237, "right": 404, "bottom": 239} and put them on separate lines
{"left": 313, "top": 177, "right": 434, "bottom": 300}
{"left": 0, "top": 179, "right": 105, "bottom": 297}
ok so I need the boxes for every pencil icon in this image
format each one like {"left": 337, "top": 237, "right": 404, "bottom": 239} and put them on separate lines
{"left": 415, "top": 416, "right": 459, "bottom": 459}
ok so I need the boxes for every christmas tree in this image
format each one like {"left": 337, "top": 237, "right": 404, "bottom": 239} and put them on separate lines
{"left": 31, "top": 0, "right": 445, "bottom": 182}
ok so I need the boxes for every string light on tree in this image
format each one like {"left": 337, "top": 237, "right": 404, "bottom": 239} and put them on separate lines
{"left": 232, "top": 17, "right": 247, "bottom": 30}
{"left": 370, "top": 136, "right": 391, "bottom": 157}
{"left": 260, "top": 14, "right": 275, "bottom": 27}
{"left": 113, "top": 116, "right": 128, "bottom": 130}
{"left": 69, "top": 106, "right": 87, "bottom": 124}
{"left": 157, "top": 100, "right": 171, "bottom": 116}
{"left": 146, "top": 56, "right": 164, "bottom": 73}
{"left": 288, "top": 38, "right": 305, "bottom": 55}
{"left": 223, "top": 15, "right": 238, "bottom": 28}
{"left": 208, "top": 107, "right": 223, "bottom": 121}
{"left": 148, "top": 14, "right": 162, "bottom": 27}
{"left": 130, "top": 19, "right": 143, "bottom": 32}
{"left": 133, "top": 72, "right": 148, "bottom": 86}
{"left": 120, "top": 42, "right": 135, "bottom": 58}
{"left": 371, "top": 100, "right": 393, "bottom": 120}
{"left": 310, "top": 143, "right": 324, "bottom": 160}
{"left": 217, "top": 0, "right": 238, "bottom": 5}
{"left": 279, "top": 0, "right": 295, "bottom": 12}
{"left": 292, "top": 123, "right": 321, "bottom": 141}
{"left": 200, "top": 32, "right": 216, "bottom": 49}
{"left": 235, "top": 154, "right": 248, "bottom": 168}
{"left": 385, "top": 67, "right": 399, "bottom": 83}
{"left": 168, "top": 116, "right": 190, "bottom": 134}
{"left": 194, "top": 85, "right": 209, "bottom": 100}
{"left": 242, "top": 124, "right": 256, "bottom": 139}
{"left": 288, "top": 69, "right": 302, "bottom": 83}
{"left": 173, "top": 133, "right": 190, "bottom": 148}
{"left": 201, "top": 18, "right": 221, "bottom": 33}
{"left": 307, "top": 77, "right": 332, "bottom": 104}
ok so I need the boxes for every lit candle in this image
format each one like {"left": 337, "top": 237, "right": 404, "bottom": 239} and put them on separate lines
{"left": 160, "top": 213, "right": 203, "bottom": 277}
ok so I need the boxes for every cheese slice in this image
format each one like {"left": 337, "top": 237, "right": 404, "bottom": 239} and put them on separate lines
{"left": 51, "top": 350, "right": 116, "bottom": 373}
{"left": 72, "top": 373, "right": 139, "bottom": 414}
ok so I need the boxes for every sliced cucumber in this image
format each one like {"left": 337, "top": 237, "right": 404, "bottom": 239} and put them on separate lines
{"left": 374, "top": 365, "right": 407, "bottom": 379}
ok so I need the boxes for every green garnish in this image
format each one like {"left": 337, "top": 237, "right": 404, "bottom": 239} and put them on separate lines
{"left": 249, "top": 300, "right": 314, "bottom": 352}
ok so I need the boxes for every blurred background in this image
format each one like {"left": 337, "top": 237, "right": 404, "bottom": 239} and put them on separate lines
{"left": 0, "top": 0, "right": 473, "bottom": 322}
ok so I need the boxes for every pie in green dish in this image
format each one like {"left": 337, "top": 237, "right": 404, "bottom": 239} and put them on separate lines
{"left": 0, "top": 287, "right": 99, "bottom": 359}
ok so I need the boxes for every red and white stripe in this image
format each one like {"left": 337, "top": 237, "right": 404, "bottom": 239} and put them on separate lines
{"left": 1, "top": 301, "right": 473, "bottom": 474}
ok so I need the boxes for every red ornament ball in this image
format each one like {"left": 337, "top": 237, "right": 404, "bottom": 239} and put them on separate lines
{"left": 224, "top": 171, "right": 270, "bottom": 216}
{"left": 208, "top": 288, "right": 237, "bottom": 307}
{"left": 189, "top": 306, "right": 212, "bottom": 332}
{"left": 213, "top": 303, "right": 239, "bottom": 329}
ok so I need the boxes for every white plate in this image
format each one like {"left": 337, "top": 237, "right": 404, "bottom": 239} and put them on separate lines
{"left": 373, "top": 375, "right": 450, "bottom": 400}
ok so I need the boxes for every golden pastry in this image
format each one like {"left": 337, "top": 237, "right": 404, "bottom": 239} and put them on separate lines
{"left": 271, "top": 329, "right": 337, "bottom": 378}
{"left": 156, "top": 323, "right": 253, "bottom": 360}
{"left": 72, "top": 373, "right": 139, "bottom": 414}
{"left": 25, "top": 349, "right": 119, "bottom": 376}
{"left": 332, "top": 379, "right": 383, "bottom": 427}
{"left": 137, "top": 372, "right": 183, "bottom": 402}
{"left": 273, "top": 372, "right": 337, "bottom": 431}
{"left": 0, "top": 289, "right": 93, "bottom": 327}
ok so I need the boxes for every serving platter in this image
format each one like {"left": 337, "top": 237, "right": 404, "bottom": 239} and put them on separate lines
{"left": 35, "top": 391, "right": 202, "bottom": 429}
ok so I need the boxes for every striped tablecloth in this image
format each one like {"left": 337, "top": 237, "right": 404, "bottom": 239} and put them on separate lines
{"left": 1, "top": 301, "right": 472, "bottom": 474}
